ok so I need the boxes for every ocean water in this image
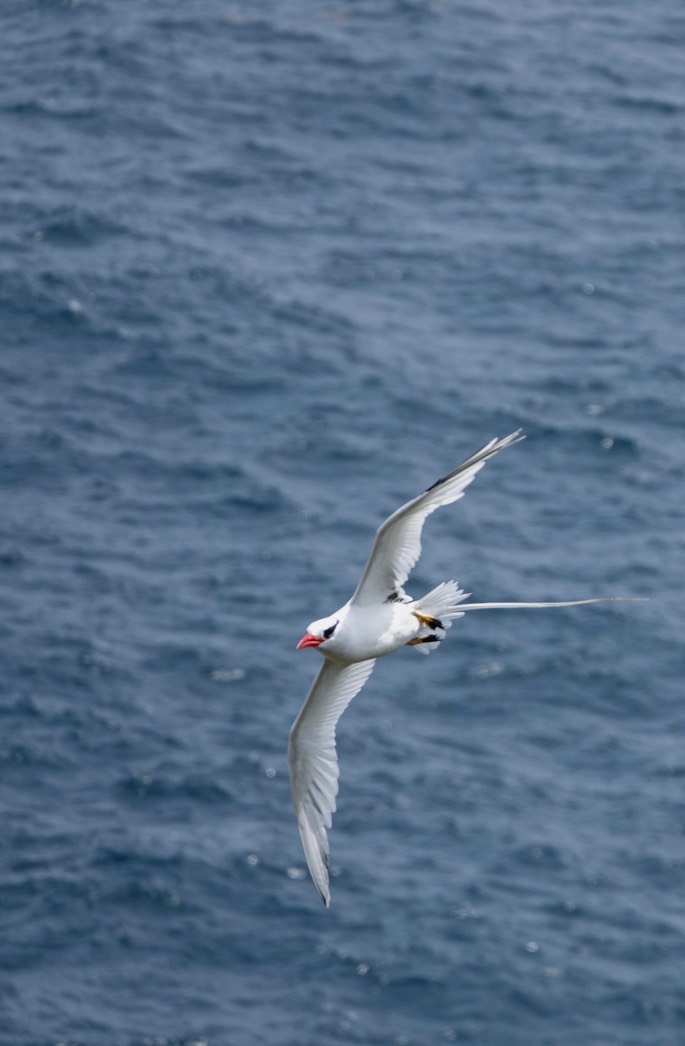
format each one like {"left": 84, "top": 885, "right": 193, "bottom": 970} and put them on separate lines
{"left": 1, "top": 1, "right": 684, "bottom": 1043}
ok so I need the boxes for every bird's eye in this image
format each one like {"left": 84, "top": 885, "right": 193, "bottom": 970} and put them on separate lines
{"left": 322, "top": 622, "right": 338, "bottom": 640}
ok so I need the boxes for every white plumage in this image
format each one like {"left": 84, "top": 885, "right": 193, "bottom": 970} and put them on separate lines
{"left": 288, "top": 431, "right": 628, "bottom": 906}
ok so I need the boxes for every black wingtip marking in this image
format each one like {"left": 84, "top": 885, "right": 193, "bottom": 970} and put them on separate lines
{"left": 385, "top": 590, "right": 400, "bottom": 603}
{"left": 318, "top": 848, "right": 331, "bottom": 906}
{"left": 424, "top": 473, "right": 448, "bottom": 494}
{"left": 423, "top": 432, "right": 523, "bottom": 494}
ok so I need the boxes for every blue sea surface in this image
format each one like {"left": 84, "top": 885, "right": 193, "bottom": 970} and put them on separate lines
{"left": 1, "top": 1, "right": 684, "bottom": 1043}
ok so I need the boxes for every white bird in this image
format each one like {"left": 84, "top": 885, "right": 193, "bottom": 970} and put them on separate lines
{"left": 288, "top": 431, "right": 626, "bottom": 906}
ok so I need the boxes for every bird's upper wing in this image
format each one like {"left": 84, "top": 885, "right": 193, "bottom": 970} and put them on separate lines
{"left": 350, "top": 431, "right": 524, "bottom": 607}
{"left": 288, "top": 656, "right": 376, "bottom": 907}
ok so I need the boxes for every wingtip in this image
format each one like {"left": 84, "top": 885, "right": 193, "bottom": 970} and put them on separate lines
{"left": 317, "top": 853, "right": 331, "bottom": 907}
{"left": 294, "top": 806, "right": 333, "bottom": 909}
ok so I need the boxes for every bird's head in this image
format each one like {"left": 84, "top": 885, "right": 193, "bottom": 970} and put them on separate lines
{"left": 296, "top": 615, "right": 339, "bottom": 650}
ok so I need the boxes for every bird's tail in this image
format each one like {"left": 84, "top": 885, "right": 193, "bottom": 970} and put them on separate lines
{"left": 414, "top": 579, "right": 470, "bottom": 622}
{"left": 409, "top": 586, "right": 643, "bottom": 655}
{"left": 454, "top": 597, "right": 644, "bottom": 612}
{"left": 410, "top": 580, "right": 470, "bottom": 654}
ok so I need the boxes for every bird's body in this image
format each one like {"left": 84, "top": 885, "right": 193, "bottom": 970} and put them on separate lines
{"left": 301, "top": 597, "right": 444, "bottom": 664}
{"left": 288, "top": 431, "right": 632, "bottom": 906}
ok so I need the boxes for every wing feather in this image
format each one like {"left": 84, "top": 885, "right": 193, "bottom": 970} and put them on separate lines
{"left": 351, "top": 431, "right": 524, "bottom": 606}
{"left": 288, "top": 657, "right": 376, "bottom": 906}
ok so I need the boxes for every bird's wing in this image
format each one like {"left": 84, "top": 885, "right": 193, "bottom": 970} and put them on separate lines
{"left": 351, "top": 430, "right": 524, "bottom": 607}
{"left": 288, "top": 657, "right": 376, "bottom": 907}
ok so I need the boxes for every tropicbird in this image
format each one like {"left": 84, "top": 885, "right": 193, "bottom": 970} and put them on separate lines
{"left": 288, "top": 431, "right": 627, "bottom": 906}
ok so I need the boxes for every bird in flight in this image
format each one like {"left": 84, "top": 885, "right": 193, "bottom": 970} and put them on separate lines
{"left": 288, "top": 431, "right": 627, "bottom": 906}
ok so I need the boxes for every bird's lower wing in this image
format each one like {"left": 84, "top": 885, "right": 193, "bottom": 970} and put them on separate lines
{"left": 351, "top": 431, "right": 524, "bottom": 607}
{"left": 288, "top": 657, "right": 376, "bottom": 907}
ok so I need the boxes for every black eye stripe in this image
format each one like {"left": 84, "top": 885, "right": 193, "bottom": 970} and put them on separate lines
{"left": 323, "top": 622, "right": 338, "bottom": 640}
